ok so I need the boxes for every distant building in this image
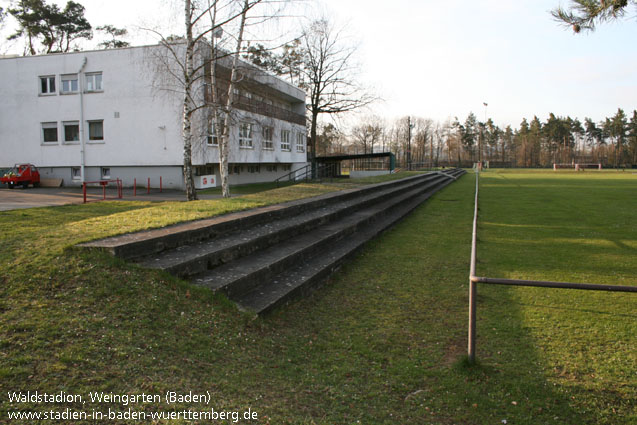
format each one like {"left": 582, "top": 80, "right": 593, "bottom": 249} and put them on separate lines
{"left": 0, "top": 44, "right": 307, "bottom": 189}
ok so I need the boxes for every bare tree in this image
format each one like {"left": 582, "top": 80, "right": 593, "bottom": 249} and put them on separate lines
{"left": 299, "top": 18, "right": 376, "bottom": 171}
{"left": 150, "top": 0, "right": 286, "bottom": 200}
{"left": 351, "top": 115, "right": 383, "bottom": 154}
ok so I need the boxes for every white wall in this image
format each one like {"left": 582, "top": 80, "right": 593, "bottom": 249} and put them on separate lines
{"left": 193, "top": 110, "right": 307, "bottom": 166}
{"left": 0, "top": 45, "right": 308, "bottom": 188}
{"left": 0, "top": 46, "right": 183, "bottom": 170}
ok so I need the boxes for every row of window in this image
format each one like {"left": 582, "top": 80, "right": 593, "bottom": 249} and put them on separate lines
{"left": 209, "top": 122, "right": 305, "bottom": 153}
{"left": 69, "top": 167, "right": 111, "bottom": 180}
{"left": 39, "top": 72, "right": 103, "bottom": 95}
{"left": 41, "top": 120, "right": 104, "bottom": 144}
{"left": 229, "top": 163, "right": 292, "bottom": 174}
{"left": 195, "top": 163, "right": 292, "bottom": 176}
{"left": 73, "top": 164, "right": 293, "bottom": 182}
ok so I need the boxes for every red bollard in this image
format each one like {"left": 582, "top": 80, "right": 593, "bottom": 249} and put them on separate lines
{"left": 134, "top": 178, "right": 137, "bottom": 196}
{"left": 83, "top": 182, "right": 87, "bottom": 203}
{"left": 147, "top": 178, "right": 150, "bottom": 194}
{"left": 160, "top": 176, "right": 163, "bottom": 193}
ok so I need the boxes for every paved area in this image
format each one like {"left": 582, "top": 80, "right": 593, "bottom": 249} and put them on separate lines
{"left": 0, "top": 186, "right": 225, "bottom": 211}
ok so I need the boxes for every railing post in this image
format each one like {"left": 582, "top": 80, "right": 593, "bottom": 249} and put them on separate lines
{"left": 468, "top": 170, "right": 479, "bottom": 364}
{"left": 468, "top": 280, "right": 477, "bottom": 363}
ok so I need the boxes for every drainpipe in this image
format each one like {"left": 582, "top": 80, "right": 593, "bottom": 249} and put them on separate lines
{"left": 78, "top": 57, "right": 87, "bottom": 183}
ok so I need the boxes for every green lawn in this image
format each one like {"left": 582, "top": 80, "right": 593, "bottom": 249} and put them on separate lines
{"left": 0, "top": 170, "right": 635, "bottom": 424}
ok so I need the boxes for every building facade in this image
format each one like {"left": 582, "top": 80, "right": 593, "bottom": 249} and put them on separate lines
{"left": 0, "top": 44, "right": 308, "bottom": 189}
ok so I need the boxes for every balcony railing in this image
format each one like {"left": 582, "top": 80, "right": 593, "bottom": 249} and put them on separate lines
{"left": 234, "top": 95, "right": 306, "bottom": 126}
{"left": 206, "top": 88, "right": 306, "bottom": 126}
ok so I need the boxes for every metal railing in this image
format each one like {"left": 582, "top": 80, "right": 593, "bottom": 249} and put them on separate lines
{"left": 467, "top": 171, "right": 636, "bottom": 364}
{"left": 274, "top": 163, "right": 339, "bottom": 187}
{"left": 82, "top": 179, "right": 123, "bottom": 203}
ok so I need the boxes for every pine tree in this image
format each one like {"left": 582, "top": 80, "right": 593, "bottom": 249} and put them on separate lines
{"left": 628, "top": 110, "right": 637, "bottom": 165}
{"left": 8, "top": 0, "right": 92, "bottom": 54}
{"left": 552, "top": 0, "right": 636, "bottom": 33}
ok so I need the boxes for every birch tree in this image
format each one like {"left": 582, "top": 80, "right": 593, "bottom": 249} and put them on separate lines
{"left": 153, "top": 0, "right": 281, "bottom": 200}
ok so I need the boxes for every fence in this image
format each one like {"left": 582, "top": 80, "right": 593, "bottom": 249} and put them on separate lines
{"left": 132, "top": 177, "right": 163, "bottom": 196}
{"left": 467, "top": 170, "right": 636, "bottom": 364}
{"left": 82, "top": 179, "right": 122, "bottom": 203}
{"left": 82, "top": 177, "right": 167, "bottom": 203}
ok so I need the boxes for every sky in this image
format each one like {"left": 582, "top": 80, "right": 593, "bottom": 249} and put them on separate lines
{"left": 2, "top": 0, "right": 637, "bottom": 129}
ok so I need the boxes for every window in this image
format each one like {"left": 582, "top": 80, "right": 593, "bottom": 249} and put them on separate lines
{"left": 71, "top": 167, "right": 81, "bottom": 180}
{"left": 239, "top": 122, "right": 253, "bottom": 148}
{"left": 39, "top": 76, "right": 56, "bottom": 95}
{"left": 266, "top": 164, "right": 277, "bottom": 172}
{"left": 85, "top": 72, "right": 103, "bottom": 92}
{"left": 101, "top": 167, "right": 110, "bottom": 179}
{"left": 262, "top": 126, "right": 273, "bottom": 149}
{"left": 248, "top": 165, "right": 260, "bottom": 173}
{"left": 88, "top": 120, "right": 104, "bottom": 141}
{"left": 63, "top": 121, "right": 80, "bottom": 143}
{"left": 280, "top": 130, "right": 290, "bottom": 151}
{"left": 61, "top": 74, "right": 79, "bottom": 93}
{"left": 296, "top": 132, "right": 305, "bottom": 153}
{"left": 282, "top": 164, "right": 292, "bottom": 171}
{"left": 208, "top": 119, "right": 223, "bottom": 146}
{"left": 41, "top": 122, "right": 58, "bottom": 143}
{"left": 195, "top": 165, "right": 214, "bottom": 176}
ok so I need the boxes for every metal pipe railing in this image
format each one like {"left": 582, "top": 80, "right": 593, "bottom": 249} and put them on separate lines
{"left": 467, "top": 170, "right": 636, "bottom": 364}
{"left": 471, "top": 276, "right": 637, "bottom": 292}
{"left": 467, "top": 170, "right": 479, "bottom": 363}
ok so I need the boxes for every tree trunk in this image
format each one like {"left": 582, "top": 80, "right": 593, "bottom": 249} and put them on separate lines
{"left": 310, "top": 109, "right": 318, "bottom": 177}
{"left": 182, "top": 0, "right": 198, "bottom": 201}
{"left": 220, "top": 0, "right": 250, "bottom": 198}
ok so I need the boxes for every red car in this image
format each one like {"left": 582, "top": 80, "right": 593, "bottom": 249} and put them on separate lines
{"left": 1, "top": 164, "right": 41, "bottom": 189}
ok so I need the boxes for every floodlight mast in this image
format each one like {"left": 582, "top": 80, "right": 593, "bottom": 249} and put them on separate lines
{"left": 481, "top": 102, "right": 488, "bottom": 164}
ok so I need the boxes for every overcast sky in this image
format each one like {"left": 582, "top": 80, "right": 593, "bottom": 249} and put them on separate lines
{"left": 3, "top": 0, "right": 636, "bottom": 128}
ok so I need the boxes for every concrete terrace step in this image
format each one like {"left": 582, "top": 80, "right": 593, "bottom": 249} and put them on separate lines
{"left": 191, "top": 169, "right": 465, "bottom": 305}
{"left": 135, "top": 172, "right": 451, "bottom": 277}
{"left": 79, "top": 172, "right": 451, "bottom": 260}
{"left": 79, "top": 168, "right": 466, "bottom": 314}
{"left": 237, "top": 178, "right": 458, "bottom": 314}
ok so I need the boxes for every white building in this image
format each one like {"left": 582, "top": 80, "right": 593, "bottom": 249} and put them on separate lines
{"left": 0, "top": 44, "right": 308, "bottom": 189}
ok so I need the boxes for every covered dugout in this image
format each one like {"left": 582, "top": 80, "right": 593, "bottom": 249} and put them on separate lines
{"left": 315, "top": 152, "right": 396, "bottom": 178}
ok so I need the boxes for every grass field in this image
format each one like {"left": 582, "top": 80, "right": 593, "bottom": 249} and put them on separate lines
{"left": 0, "top": 169, "right": 635, "bottom": 424}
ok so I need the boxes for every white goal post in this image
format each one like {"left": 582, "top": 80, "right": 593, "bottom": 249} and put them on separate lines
{"left": 553, "top": 163, "right": 602, "bottom": 171}
{"left": 575, "top": 163, "right": 602, "bottom": 171}
{"left": 553, "top": 163, "right": 575, "bottom": 170}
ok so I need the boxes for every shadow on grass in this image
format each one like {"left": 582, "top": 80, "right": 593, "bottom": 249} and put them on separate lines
{"left": 474, "top": 171, "right": 637, "bottom": 424}
{"left": 218, "top": 173, "right": 589, "bottom": 424}
{"left": 1, "top": 172, "right": 632, "bottom": 424}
